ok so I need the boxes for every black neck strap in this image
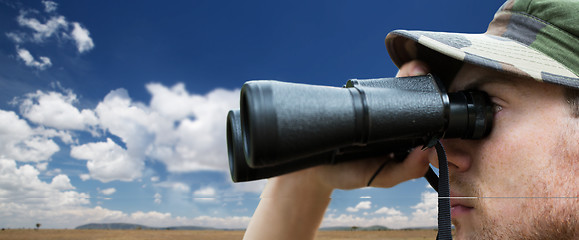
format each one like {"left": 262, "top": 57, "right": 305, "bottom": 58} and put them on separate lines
{"left": 425, "top": 141, "right": 452, "bottom": 240}
{"left": 367, "top": 141, "right": 452, "bottom": 239}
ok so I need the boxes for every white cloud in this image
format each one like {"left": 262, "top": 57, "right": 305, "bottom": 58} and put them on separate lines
{"left": 193, "top": 186, "right": 218, "bottom": 203}
{"left": 79, "top": 174, "right": 90, "bottom": 181}
{"left": 16, "top": 47, "right": 52, "bottom": 70}
{"left": 16, "top": 12, "right": 68, "bottom": 43}
{"left": 42, "top": 0, "right": 58, "bottom": 13}
{"left": 0, "top": 158, "right": 89, "bottom": 228}
{"left": 91, "top": 84, "right": 239, "bottom": 177}
{"left": 41, "top": 127, "right": 75, "bottom": 144}
{"left": 8, "top": 83, "right": 244, "bottom": 187}
{"left": 229, "top": 180, "right": 266, "bottom": 194}
{"left": 374, "top": 206, "right": 403, "bottom": 216}
{"left": 2, "top": 83, "right": 240, "bottom": 182}
{"left": 94, "top": 88, "right": 153, "bottom": 158}
{"left": 18, "top": 89, "right": 98, "bottom": 131}
{"left": 147, "top": 83, "right": 196, "bottom": 120}
{"left": 346, "top": 201, "right": 372, "bottom": 212}
{"left": 409, "top": 191, "right": 438, "bottom": 227}
{"left": 70, "top": 22, "right": 94, "bottom": 53}
{"left": 154, "top": 181, "right": 190, "bottom": 192}
{"left": 0, "top": 158, "right": 88, "bottom": 210}
{"left": 146, "top": 85, "right": 239, "bottom": 173}
{"left": 193, "top": 186, "right": 216, "bottom": 197}
{"left": 70, "top": 138, "right": 143, "bottom": 183}
{"left": 99, "top": 188, "right": 116, "bottom": 196}
{"left": 51, "top": 174, "right": 75, "bottom": 190}
{"left": 36, "top": 162, "right": 48, "bottom": 171}
{"left": 154, "top": 193, "right": 162, "bottom": 204}
{"left": 6, "top": 32, "right": 25, "bottom": 43}
{"left": 0, "top": 158, "right": 251, "bottom": 229}
{"left": 45, "top": 167, "right": 62, "bottom": 176}
{"left": 322, "top": 191, "right": 438, "bottom": 229}
{"left": 0, "top": 110, "right": 60, "bottom": 162}
{"left": 5, "top": 3, "right": 95, "bottom": 70}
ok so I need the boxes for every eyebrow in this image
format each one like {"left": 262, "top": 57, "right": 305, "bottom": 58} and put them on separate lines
{"left": 459, "top": 75, "right": 536, "bottom": 101}
{"left": 461, "top": 76, "right": 519, "bottom": 91}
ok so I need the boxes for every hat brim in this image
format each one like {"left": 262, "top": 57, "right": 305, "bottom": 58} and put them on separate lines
{"left": 386, "top": 30, "right": 579, "bottom": 89}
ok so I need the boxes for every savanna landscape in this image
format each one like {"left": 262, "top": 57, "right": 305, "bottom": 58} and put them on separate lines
{"left": 0, "top": 229, "right": 440, "bottom": 240}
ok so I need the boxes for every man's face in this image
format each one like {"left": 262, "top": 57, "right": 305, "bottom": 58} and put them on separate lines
{"left": 436, "top": 64, "right": 579, "bottom": 239}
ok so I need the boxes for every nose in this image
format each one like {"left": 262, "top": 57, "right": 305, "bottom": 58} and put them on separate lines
{"left": 429, "top": 139, "right": 472, "bottom": 173}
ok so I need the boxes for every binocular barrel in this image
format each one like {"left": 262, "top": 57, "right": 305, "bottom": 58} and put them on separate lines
{"left": 228, "top": 110, "right": 425, "bottom": 182}
{"left": 227, "top": 75, "right": 493, "bottom": 182}
{"left": 228, "top": 109, "right": 334, "bottom": 182}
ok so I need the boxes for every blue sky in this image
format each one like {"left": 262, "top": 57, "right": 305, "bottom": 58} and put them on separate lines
{"left": 0, "top": 0, "right": 504, "bottom": 229}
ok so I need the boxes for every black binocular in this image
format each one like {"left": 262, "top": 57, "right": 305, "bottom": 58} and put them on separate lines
{"left": 227, "top": 75, "right": 493, "bottom": 182}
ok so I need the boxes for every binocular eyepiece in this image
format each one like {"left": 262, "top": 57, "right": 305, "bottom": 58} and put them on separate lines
{"left": 227, "top": 75, "right": 493, "bottom": 182}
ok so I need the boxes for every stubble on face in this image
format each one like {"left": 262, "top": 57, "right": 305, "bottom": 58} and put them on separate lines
{"left": 474, "top": 198, "right": 578, "bottom": 240}
{"left": 459, "top": 121, "right": 579, "bottom": 240}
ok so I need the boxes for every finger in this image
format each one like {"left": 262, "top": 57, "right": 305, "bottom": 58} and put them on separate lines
{"left": 395, "top": 60, "right": 430, "bottom": 78}
{"left": 426, "top": 145, "right": 440, "bottom": 169}
{"left": 368, "top": 148, "right": 432, "bottom": 188}
{"left": 315, "top": 156, "right": 387, "bottom": 190}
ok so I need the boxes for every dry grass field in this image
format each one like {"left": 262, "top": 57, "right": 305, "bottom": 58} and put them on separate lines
{"left": 0, "top": 229, "right": 439, "bottom": 240}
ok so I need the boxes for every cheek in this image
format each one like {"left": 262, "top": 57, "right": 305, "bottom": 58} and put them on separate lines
{"left": 475, "top": 112, "right": 555, "bottom": 197}
{"left": 473, "top": 114, "right": 563, "bottom": 223}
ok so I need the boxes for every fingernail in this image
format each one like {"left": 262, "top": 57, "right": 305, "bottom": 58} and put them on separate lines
{"left": 412, "top": 65, "right": 428, "bottom": 76}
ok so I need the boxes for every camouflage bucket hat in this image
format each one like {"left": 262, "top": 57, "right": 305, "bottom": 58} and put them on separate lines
{"left": 385, "top": 0, "right": 579, "bottom": 89}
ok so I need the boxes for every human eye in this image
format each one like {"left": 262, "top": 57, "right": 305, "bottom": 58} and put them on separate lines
{"left": 490, "top": 97, "right": 505, "bottom": 115}
{"left": 493, "top": 102, "right": 503, "bottom": 113}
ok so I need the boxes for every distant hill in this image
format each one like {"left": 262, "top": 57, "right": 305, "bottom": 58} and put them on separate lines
{"left": 77, "top": 223, "right": 435, "bottom": 231}
{"left": 75, "top": 223, "right": 217, "bottom": 230}
{"left": 319, "top": 225, "right": 438, "bottom": 231}
{"left": 319, "top": 225, "right": 391, "bottom": 231}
